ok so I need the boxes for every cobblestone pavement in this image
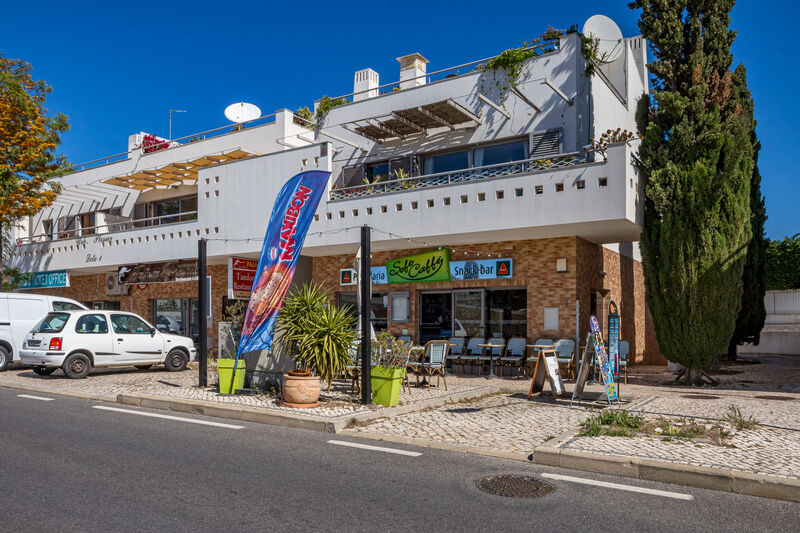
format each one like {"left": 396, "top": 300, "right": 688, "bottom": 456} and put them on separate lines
{"left": 354, "top": 354, "right": 800, "bottom": 479}
{"left": 0, "top": 363, "right": 496, "bottom": 419}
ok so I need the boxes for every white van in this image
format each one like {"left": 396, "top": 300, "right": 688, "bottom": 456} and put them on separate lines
{"left": 0, "top": 293, "right": 87, "bottom": 371}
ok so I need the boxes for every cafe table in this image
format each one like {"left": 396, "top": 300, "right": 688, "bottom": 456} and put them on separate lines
{"left": 478, "top": 343, "right": 505, "bottom": 379}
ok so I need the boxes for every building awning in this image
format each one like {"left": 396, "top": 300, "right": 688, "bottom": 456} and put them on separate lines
{"left": 344, "top": 99, "right": 481, "bottom": 143}
{"left": 103, "top": 148, "right": 258, "bottom": 190}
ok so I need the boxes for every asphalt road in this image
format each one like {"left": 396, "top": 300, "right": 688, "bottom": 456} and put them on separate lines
{"left": 0, "top": 386, "right": 797, "bottom": 532}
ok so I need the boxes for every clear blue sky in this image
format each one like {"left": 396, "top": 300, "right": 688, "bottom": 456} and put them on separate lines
{"left": 3, "top": 1, "right": 796, "bottom": 239}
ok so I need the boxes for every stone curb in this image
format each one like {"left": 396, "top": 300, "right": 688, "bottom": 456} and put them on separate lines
{"left": 532, "top": 444, "right": 800, "bottom": 503}
{"left": 339, "top": 428, "right": 530, "bottom": 462}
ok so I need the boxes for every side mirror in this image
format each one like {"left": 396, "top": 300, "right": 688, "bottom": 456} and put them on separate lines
{"left": 150, "top": 327, "right": 157, "bottom": 336}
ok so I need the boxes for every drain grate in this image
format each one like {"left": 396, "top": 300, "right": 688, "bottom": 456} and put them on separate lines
{"left": 475, "top": 475, "right": 554, "bottom": 498}
{"left": 681, "top": 394, "right": 720, "bottom": 400}
{"left": 754, "top": 395, "right": 795, "bottom": 401}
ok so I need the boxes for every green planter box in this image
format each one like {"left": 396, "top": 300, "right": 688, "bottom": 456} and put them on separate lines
{"left": 217, "top": 358, "right": 247, "bottom": 395}
{"left": 370, "top": 366, "right": 405, "bottom": 406}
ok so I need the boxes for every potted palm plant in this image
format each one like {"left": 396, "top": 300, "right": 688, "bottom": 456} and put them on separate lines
{"left": 370, "top": 332, "right": 410, "bottom": 407}
{"left": 275, "top": 284, "right": 357, "bottom": 407}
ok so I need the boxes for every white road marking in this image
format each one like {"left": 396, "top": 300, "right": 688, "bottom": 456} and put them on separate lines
{"left": 92, "top": 406, "right": 245, "bottom": 429}
{"left": 17, "top": 394, "right": 55, "bottom": 402}
{"left": 327, "top": 440, "right": 422, "bottom": 457}
{"left": 541, "top": 473, "right": 694, "bottom": 501}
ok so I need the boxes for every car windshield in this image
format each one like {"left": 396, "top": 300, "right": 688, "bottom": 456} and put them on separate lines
{"left": 32, "top": 312, "right": 70, "bottom": 333}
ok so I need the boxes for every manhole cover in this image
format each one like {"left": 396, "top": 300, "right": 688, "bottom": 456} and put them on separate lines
{"left": 681, "top": 394, "right": 720, "bottom": 400}
{"left": 475, "top": 475, "right": 554, "bottom": 498}
{"left": 754, "top": 395, "right": 795, "bottom": 401}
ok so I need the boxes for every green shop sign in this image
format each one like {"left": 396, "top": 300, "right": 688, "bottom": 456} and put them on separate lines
{"left": 386, "top": 249, "right": 451, "bottom": 284}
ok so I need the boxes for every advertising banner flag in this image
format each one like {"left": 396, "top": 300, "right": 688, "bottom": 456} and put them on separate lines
{"left": 237, "top": 170, "right": 330, "bottom": 357}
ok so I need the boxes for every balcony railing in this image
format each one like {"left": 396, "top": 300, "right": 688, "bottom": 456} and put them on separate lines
{"left": 15, "top": 211, "right": 198, "bottom": 246}
{"left": 329, "top": 152, "right": 590, "bottom": 201}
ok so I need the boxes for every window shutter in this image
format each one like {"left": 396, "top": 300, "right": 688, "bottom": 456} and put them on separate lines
{"left": 529, "top": 130, "right": 561, "bottom": 158}
{"left": 340, "top": 164, "right": 366, "bottom": 188}
{"left": 389, "top": 157, "right": 412, "bottom": 180}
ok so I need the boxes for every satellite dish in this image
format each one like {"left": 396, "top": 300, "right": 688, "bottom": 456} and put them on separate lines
{"left": 582, "top": 15, "right": 624, "bottom": 63}
{"left": 224, "top": 102, "right": 261, "bottom": 123}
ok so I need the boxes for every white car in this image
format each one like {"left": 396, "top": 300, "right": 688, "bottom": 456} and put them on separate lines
{"left": 19, "top": 310, "right": 197, "bottom": 378}
{"left": 0, "top": 293, "right": 87, "bottom": 371}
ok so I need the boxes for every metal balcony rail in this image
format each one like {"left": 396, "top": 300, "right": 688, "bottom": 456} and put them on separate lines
{"left": 329, "top": 152, "right": 588, "bottom": 201}
{"left": 15, "top": 211, "right": 199, "bottom": 246}
{"left": 69, "top": 114, "right": 279, "bottom": 172}
{"left": 317, "top": 38, "right": 562, "bottom": 106}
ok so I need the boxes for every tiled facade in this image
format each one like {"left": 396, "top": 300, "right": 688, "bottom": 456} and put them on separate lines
{"left": 313, "top": 237, "right": 664, "bottom": 364}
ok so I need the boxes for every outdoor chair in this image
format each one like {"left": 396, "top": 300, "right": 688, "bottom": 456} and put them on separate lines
{"left": 527, "top": 338, "right": 553, "bottom": 372}
{"left": 398, "top": 335, "right": 412, "bottom": 347}
{"left": 448, "top": 336, "right": 465, "bottom": 372}
{"left": 618, "top": 340, "right": 630, "bottom": 384}
{"left": 417, "top": 340, "right": 450, "bottom": 390}
{"left": 479, "top": 336, "right": 505, "bottom": 375}
{"left": 499, "top": 336, "right": 527, "bottom": 376}
{"left": 554, "top": 339, "right": 576, "bottom": 379}
{"left": 461, "top": 337, "right": 485, "bottom": 374}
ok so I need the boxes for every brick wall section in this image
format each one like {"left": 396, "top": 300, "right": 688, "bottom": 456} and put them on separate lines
{"left": 27, "top": 265, "right": 228, "bottom": 352}
{"left": 314, "top": 236, "right": 663, "bottom": 365}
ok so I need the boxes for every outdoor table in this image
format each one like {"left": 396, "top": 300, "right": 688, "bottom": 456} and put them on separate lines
{"left": 478, "top": 343, "right": 505, "bottom": 379}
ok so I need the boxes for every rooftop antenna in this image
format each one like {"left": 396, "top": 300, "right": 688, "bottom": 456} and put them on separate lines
{"left": 169, "top": 109, "right": 187, "bottom": 140}
{"left": 224, "top": 102, "right": 261, "bottom": 129}
{"left": 582, "top": 15, "right": 624, "bottom": 64}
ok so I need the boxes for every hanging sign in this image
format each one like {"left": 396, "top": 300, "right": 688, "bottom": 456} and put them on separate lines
{"left": 18, "top": 270, "right": 70, "bottom": 290}
{"left": 118, "top": 260, "right": 197, "bottom": 285}
{"left": 450, "top": 258, "right": 513, "bottom": 280}
{"left": 229, "top": 257, "right": 259, "bottom": 298}
{"left": 386, "top": 249, "right": 450, "bottom": 284}
{"left": 237, "top": 170, "right": 330, "bottom": 356}
{"left": 339, "top": 268, "right": 357, "bottom": 286}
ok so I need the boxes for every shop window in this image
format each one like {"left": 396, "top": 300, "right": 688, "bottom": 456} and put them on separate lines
{"left": 153, "top": 298, "right": 200, "bottom": 343}
{"left": 486, "top": 289, "right": 527, "bottom": 338}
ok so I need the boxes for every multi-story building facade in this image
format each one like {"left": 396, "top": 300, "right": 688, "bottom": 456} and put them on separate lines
{"left": 8, "top": 25, "right": 663, "bottom": 364}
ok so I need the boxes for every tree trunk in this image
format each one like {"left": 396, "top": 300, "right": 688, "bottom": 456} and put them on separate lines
{"left": 684, "top": 367, "right": 705, "bottom": 386}
{"left": 727, "top": 340, "right": 738, "bottom": 363}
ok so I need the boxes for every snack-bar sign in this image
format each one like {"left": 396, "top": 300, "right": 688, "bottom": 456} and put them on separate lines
{"left": 229, "top": 256, "right": 259, "bottom": 299}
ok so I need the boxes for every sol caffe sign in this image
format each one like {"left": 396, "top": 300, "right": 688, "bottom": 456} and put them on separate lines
{"left": 386, "top": 249, "right": 451, "bottom": 284}
{"left": 229, "top": 256, "right": 259, "bottom": 299}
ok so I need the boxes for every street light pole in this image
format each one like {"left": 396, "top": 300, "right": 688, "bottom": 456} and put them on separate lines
{"left": 360, "top": 225, "right": 372, "bottom": 405}
{"left": 198, "top": 238, "right": 208, "bottom": 387}
{"left": 169, "top": 109, "right": 186, "bottom": 140}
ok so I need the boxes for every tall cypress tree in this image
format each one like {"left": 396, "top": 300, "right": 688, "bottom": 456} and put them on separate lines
{"left": 631, "top": 1, "right": 754, "bottom": 384}
{"left": 729, "top": 69, "right": 767, "bottom": 361}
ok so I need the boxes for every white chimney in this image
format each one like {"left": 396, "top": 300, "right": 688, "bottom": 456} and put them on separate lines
{"left": 397, "top": 53, "right": 429, "bottom": 90}
{"left": 353, "top": 68, "right": 379, "bottom": 102}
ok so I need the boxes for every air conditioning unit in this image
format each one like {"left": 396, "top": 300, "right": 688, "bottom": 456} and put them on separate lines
{"left": 106, "top": 273, "right": 128, "bottom": 296}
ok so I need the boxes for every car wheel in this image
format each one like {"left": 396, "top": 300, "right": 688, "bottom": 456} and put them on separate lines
{"left": 164, "top": 349, "right": 188, "bottom": 372}
{"left": 0, "top": 345, "right": 9, "bottom": 372}
{"left": 134, "top": 364, "right": 153, "bottom": 370}
{"left": 32, "top": 366, "right": 57, "bottom": 376}
{"left": 62, "top": 353, "right": 92, "bottom": 379}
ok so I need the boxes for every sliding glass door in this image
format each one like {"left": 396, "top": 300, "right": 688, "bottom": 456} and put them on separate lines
{"left": 452, "top": 290, "right": 484, "bottom": 338}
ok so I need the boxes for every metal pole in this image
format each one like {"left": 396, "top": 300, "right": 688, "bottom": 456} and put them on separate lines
{"left": 198, "top": 238, "right": 208, "bottom": 387}
{"left": 360, "top": 225, "right": 372, "bottom": 405}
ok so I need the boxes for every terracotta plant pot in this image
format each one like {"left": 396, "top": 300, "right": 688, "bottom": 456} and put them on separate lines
{"left": 282, "top": 373, "right": 321, "bottom": 408}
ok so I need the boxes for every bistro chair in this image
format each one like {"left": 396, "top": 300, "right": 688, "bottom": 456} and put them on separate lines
{"left": 527, "top": 338, "right": 553, "bottom": 373}
{"left": 462, "top": 337, "right": 485, "bottom": 374}
{"left": 554, "top": 339, "right": 576, "bottom": 379}
{"left": 479, "top": 336, "right": 505, "bottom": 376}
{"left": 448, "top": 336, "right": 465, "bottom": 372}
{"left": 499, "top": 336, "right": 527, "bottom": 376}
{"left": 618, "top": 340, "right": 630, "bottom": 384}
{"left": 417, "top": 340, "right": 450, "bottom": 390}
